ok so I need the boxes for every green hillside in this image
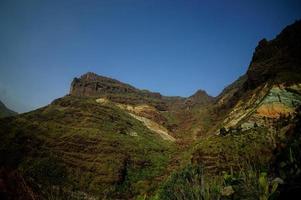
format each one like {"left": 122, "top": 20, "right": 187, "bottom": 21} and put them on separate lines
{"left": 0, "top": 21, "right": 301, "bottom": 200}
{"left": 0, "top": 96, "right": 177, "bottom": 199}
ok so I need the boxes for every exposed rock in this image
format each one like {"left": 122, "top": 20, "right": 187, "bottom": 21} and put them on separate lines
{"left": 246, "top": 20, "right": 301, "bottom": 88}
{"left": 256, "top": 84, "right": 301, "bottom": 118}
{"left": 70, "top": 72, "right": 163, "bottom": 100}
{"left": 215, "top": 21, "right": 301, "bottom": 130}
{"left": 70, "top": 72, "right": 138, "bottom": 97}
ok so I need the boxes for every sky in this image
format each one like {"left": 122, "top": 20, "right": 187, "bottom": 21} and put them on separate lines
{"left": 0, "top": 0, "right": 301, "bottom": 113}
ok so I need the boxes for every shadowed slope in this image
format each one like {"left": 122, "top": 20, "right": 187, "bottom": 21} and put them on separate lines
{"left": 0, "top": 100, "right": 17, "bottom": 118}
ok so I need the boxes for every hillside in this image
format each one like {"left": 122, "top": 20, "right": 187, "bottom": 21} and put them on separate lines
{"left": 0, "top": 101, "right": 17, "bottom": 118}
{"left": 160, "top": 20, "right": 301, "bottom": 199}
{"left": 0, "top": 21, "right": 301, "bottom": 199}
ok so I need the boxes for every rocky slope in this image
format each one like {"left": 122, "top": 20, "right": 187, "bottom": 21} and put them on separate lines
{"left": 180, "top": 20, "right": 301, "bottom": 199}
{"left": 214, "top": 20, "right": 301, "bottom": 131}
{"left": 246, "top": 20, "right": 301, "bottom": 88}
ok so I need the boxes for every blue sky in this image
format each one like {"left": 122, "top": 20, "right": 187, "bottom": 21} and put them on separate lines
{"left": 0, "top": 0, "right": 301, "bottom": 112}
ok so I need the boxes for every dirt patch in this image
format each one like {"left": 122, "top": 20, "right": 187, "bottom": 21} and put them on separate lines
{"left": 129, "top": 113, "right": 175, "bottom": 142}
{"left": 256, "top": 102, "right": 293, "bottom": 118}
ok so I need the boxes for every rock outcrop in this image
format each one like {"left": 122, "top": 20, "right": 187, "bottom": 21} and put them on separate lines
{"left": 246, "top": 20, "right": 301, "bottom": 88}
{"left": 70, "top": 72, "right": 162, "bottom": 99}
{"left": 216, "top": 21, "right": 301, "bottom": 116}
{"left": 70, "top": 72, "right": 137, "bottom": 96}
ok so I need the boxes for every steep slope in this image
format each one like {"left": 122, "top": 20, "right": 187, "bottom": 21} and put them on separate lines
{"left": 0, "top": 96, "right": 176, "bottom": 199}
{"left": 0, "top": 100, "right": 17, "bottom": 118}
{"left": 69, "top": 72, "right": 214, "bottom": 141}
{"left": 196, "top": 20, "right": 301, "bottom": 170}
{"left": 70, "top": 72, "right": 168, "bottom": 111}
{"left": 246, "top": 20, "right": 301, "bottom": 88}
{"left": 216, "top": 20, "right": 301, "bottom": 131}
{"left": 159, "top": 21, "right": 301, "bottom": 199}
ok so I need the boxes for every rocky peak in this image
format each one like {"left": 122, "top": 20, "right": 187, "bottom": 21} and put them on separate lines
{"left": 70, "top": 72, "right": 138, "bottom": 97}
{"left": 81, "top": 72, "right": 99, "bottom": 80}
{"left": 190, "top": 89, "right": 212, "bottom": 99}
{"left": 246, "top": 20, "right": 301, "bottom": 88}
{"left": 185, "top": 89, "right": 214, "bottom": 107}
{"left": 70, "top": 72, "right": 163, "bottom": 100}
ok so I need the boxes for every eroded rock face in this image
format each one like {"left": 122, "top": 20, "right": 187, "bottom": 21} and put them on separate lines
{"left": 70, "top": 72, "right": 139, "bottom": 97}
{"left": 214, "top": 21, "right": 301, "bottom": 129}
{"left": 246, "top": 20, "right": 301, "bottom": 88}
{"left": 70, "top": 72, "right": 163, "bottom": 99}
{"left": 256, "top": 84, "right": 301, "bottom": 118}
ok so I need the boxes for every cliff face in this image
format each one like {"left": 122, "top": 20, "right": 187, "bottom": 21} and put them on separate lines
{"left": 246, "top": 20, "right": 301, "bottom": 88}
{"left": 213, "top": 21, "right": 301, "bottom": 131}
{"left": 214, "top": 21, "right": 301, "bottom": 119}
{"left": 70, "top": 72, "right": 163, "bottom": 99}
{"left": 70, "top": 72, "right": 139, "bottom": 97}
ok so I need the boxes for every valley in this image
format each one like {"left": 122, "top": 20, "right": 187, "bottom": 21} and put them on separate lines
{"left": 0, "top": 20, "right": 301, "bottom": 200}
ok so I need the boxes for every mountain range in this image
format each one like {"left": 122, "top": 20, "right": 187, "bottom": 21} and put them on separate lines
{"left": 0, "top": 20, "right": 301, "bottom": 200}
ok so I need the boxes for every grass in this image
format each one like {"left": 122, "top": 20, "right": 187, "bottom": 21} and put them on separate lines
{"left": 1, "top": 93, "right": 300, "bottom": 199}
{"left": 192, "top": 127, "right": 274, "bottom": 174}
{"left": 154, "top": 110, "right": 301, "bottom": 200}
{"left": 0, "top": 96, "right": 176, "bottom": 199}
{"left": 155, "top": 163, "right": 279, "bottom": 200}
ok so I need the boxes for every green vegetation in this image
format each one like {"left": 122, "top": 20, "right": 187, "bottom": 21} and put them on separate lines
{"left": 156, "top": 164, "right": 281, "bottom": 200}
{"left": 1, "top": 95, "right": 300, "bottom": 199}
{"left": 1, "top": 19, "right": 301, "bottom": 200}
{"left": 0, "top": 96, "right": 176, "bottom": 199}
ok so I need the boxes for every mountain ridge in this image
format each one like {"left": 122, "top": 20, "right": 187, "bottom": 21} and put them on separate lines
{"left": 0, "top": 100, "right": 17, "bottom": 118}
{"left": 70, "top": 71, "right": 213, "bottom": 101}
{"left": 0, "top": 20, "right": 301, "bottom": 199}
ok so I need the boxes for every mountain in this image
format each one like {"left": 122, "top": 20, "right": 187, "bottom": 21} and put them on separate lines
{"left": 185, "top": 89, "right": 214, "bottom": 108}
{"left": 70, "top": 72, "right": 163, "bottom": 99}
{"left": 0, "top": 100, "right": 17, "bottom": 118}
{"left": 246, "top": 21, "right": 301, "bottom": 88}
{"left": 0, "top": 21, "right": 301, "bottom": 199}
{"left": 183, "top": 20, "right": 301, "bottom": 199}
{"left": 215, "top": 20, "right": 301, "bottom": 130}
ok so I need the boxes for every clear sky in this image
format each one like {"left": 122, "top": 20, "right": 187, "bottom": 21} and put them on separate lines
{"left": 0, "top": 0, "right": 301, "bottom": 113}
